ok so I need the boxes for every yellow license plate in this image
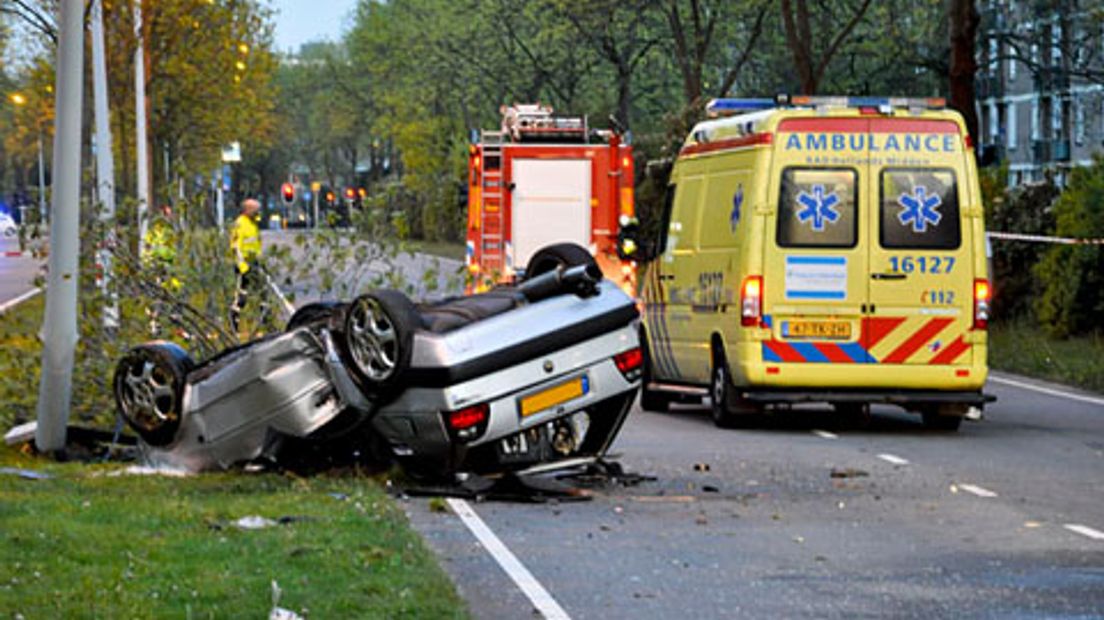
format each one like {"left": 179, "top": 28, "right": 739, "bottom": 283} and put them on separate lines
{"left": 519, "top": 376, "right": 588, "bottom": 417}
{"left": 783, "top": 320, "right": 851, "bottom": 340}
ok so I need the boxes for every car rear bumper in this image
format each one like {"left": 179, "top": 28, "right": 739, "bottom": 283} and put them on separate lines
{"left": 371, "top": 326, "right": 640, "bottom": 476}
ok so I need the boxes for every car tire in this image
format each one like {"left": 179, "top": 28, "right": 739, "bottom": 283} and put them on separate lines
{"left": 921, "top": 404, "right": 964, "bottom": 431}
{"left": 113, "top": 342, "right": 195, "bottom": 446}
{"left": 710, "top": 345, "right": 759, "bottom": 428}
{"left": 285, "top": 301, "right": 344, "bottom": 331}
{"left": 341, "top": 289, "right": 418, "bottom": 393}
{"left": 638, "top": 331, "right": 671, "bottom": 413}
{"left": 525, "top": 243, "right": 597, "bottom": 279}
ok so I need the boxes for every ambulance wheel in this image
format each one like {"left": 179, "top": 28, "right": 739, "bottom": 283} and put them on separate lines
{"left": 710, "top": 346, "right": 760, "bottom": 429}
{"left": 921, "top": 404, "right": 964, "bottom": 431}
{"left": 113, "top": 343, "right": 195, "bottom": 446}
{"left": 638, "top": 331, "right": 670, "bottom": 412}
{"left": 525, "top": 243, "right": 597, "bottom": 278}
{"left": 342, "top": 290, "right": 417, "bottom": 393}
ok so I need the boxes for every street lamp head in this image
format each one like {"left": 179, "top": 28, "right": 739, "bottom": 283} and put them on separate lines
{"left": 9, "top": 93, "right": 27, "bottom": 106}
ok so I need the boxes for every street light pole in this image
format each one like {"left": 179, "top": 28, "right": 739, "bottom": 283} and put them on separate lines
{"left": 36, "top": 0, "right": 85, "bottom": 453}
{"left": 134, "top": 0, "right": 150, "bottom": 256}
{"left": 37, "top": 132, "right": 46, "bottom": 223}
{"left": 91, "top": 0, "right": 119, "bottom": 329}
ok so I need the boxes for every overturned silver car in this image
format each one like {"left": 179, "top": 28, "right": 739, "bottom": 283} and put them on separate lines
{"left": 113, "top": 245, "right": 642, "bottom": 478}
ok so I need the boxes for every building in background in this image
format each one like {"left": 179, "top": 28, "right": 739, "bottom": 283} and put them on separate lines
{"left": 978, "top": 0, "right": 1104, "bottom": 187}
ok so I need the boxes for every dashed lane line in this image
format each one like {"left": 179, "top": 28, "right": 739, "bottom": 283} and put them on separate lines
{"left": 989, "top": 375, "right": 1104, "bottom": 408}
{"left": 877, "top": 453, "right": 910, "bottom": 466}
{"left": 446, "top": 498, "right": 571, "bottom": 620}
{"left": 812, "top": 429, "right": 838, "bottom": 439}
{"left": 0, "top": 287, "right": 42, "bottom": 313}
{"left": 958, "top": 483, "right": 998, "bottom": 498}
{"left": 1063, "top": 524, "right": 1104, "bottom": 541}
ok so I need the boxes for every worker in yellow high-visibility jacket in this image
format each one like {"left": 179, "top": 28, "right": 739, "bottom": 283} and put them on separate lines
{"left": 229, "top": 198, "right": 266, "bottom": 332}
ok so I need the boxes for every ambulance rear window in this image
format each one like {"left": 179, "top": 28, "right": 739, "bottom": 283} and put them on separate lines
{"left": 879, "top": 168, "right": 960, "bottom": 249}
{"left": 777, "top": 168, "right": 857, "bottom": 248}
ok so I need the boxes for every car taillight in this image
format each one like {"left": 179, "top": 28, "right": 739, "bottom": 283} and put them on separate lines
{"left": 614, "top": 347, "right": 643, "bottom": 381}
{"left": 741, "top": 276, "right": 762, "bottom": 327}
{"left": 443, "top": 403, "right": 489, "bottom": 442}
{"left": 974, "top": 278, "right": 991, "bottom": 330}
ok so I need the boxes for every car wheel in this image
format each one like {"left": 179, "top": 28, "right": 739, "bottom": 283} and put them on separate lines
{"left": 113, "top": 343, "right": 194, "bottom": 446}
{"left": 921, "top": 404, "right": 964, "bottom": 431}
{"left": 525, "top": 243, "right": 597, "bottom": 279}
{"left": 342, "top": 289, "right": 417, "bottom": 392}
{"left": 286, "top": 301, "right": 344, "bottom": 331}
{"left": 638, "top": 331, "right": 671, "bottom": 412}
{"left": 710, "top": 346, "right": 759, "bottom": 428}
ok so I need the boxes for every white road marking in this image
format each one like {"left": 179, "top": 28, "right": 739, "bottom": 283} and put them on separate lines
{"left": 812, "top": 429, "right": 838, "bottom": 439}
{"left": 0, "top": 287, "right": 42, "bottom": 313}
{"left": 1063, "top": 524, "right": 1104, "bottom": 541}
{"left": 957, "top": 483, "right": 998, "bottom": 498}
{"left": 877, "top": 453, "right": 909, "bottom": 466}
{"left": 446, "top": 498, "right": 571, "bottom": 620}
{"left": 989, "top": 375, "right": 1104, "bottom": 408}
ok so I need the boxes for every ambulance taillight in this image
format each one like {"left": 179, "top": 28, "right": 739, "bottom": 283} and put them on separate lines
{"left": 974, "top": 279, "right": 991, "bottom": 330}
{"left": 741, "top": 276, "right": 763, "bottom": 327}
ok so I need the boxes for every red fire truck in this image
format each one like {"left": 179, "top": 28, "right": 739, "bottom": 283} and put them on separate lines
{"left": 465, "top": 104, "right": 636, "bottom": 293}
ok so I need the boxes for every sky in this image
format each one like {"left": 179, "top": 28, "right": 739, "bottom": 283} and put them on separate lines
{"left": 270, "top": 0, "right": 360, "bottom": 54}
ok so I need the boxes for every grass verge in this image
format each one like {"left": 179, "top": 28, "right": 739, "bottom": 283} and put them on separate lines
{"left": 989, "top": 319, "right": 1104, "bottom": 393}
{"left": 0, "top": 446, "right": 467, "bottom": 618}
{"left": 1, "top": 296, "right": 466, "bottom": 617}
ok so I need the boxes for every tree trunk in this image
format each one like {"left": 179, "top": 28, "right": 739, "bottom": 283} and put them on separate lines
{"left": 616, "top": 62, "right": 633, "bottom": 132}
{"left": 948, "top": 0, "right": 980, "bottom": 146}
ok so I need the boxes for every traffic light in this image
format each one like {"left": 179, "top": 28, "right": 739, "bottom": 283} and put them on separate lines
{"left": 344, "top": 187, "right": 356, "bottom": 201}
{"left": 281, "top": 182, "right": 295, "bottom": 205}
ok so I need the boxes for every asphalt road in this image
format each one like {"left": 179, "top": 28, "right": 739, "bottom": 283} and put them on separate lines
{"left": 0, "top": 236, "right": 42, "bottom": 307}
{"left": 403, "top": 372, "right": 1104, "bottom": 619}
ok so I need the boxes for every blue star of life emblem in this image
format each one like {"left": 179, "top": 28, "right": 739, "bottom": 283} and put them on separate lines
{"left": 897, "top": 185, "right": 943, "bottom": 233}
{"left": 730, "top": 184, "right": 744, "bottom": 232}
{"left": 795, "top": 184, "right": 840, "bottom": 232}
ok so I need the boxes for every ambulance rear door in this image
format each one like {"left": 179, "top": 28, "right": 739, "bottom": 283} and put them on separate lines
{"left": 761, "top": 117, "right": 871, "bottom": 368}
{"left": 864, "top": 118, "right": 975, "bottom": 369}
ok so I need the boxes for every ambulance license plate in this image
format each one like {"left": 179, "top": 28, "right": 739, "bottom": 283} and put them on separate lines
{"left": 519, "top": 376, "right": 589, "bottom": 418}
{"left": 783, "top": 320, "right": 851, "bottom": 340}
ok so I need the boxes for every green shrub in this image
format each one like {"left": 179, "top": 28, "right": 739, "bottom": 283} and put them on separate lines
{"left": 1034, "top": 156, "right": 1104, "bottom": 337}
{"left": 984, "top": 169, "right": 1059, "bottom": 321}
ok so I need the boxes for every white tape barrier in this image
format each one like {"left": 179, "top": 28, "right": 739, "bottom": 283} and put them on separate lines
{"left": 987, "top": 231, "right": 1104, "bottom": 245}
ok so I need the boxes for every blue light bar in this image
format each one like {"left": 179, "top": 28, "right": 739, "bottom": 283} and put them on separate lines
{"left": 847, "top": 96, "right": 890, "bottom": 107}
{"left": 706, "top": 98, "right": 776, "bottom": 117}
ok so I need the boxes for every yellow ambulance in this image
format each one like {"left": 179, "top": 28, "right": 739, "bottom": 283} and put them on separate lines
{"left": 631, "top": 96, "right": 993, "bottom": 430}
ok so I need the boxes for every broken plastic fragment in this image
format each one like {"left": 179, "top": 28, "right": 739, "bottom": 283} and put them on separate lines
{"left": 235, "top": 516, "right": 277, "bottom": 530}
{"left": 0, "top": 467, "right": 51, "bottom": 480}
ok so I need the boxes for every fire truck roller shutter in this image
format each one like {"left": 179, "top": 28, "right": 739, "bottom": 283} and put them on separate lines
{"left": 511, "top": 158, "right": 592, "bottom": 269}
